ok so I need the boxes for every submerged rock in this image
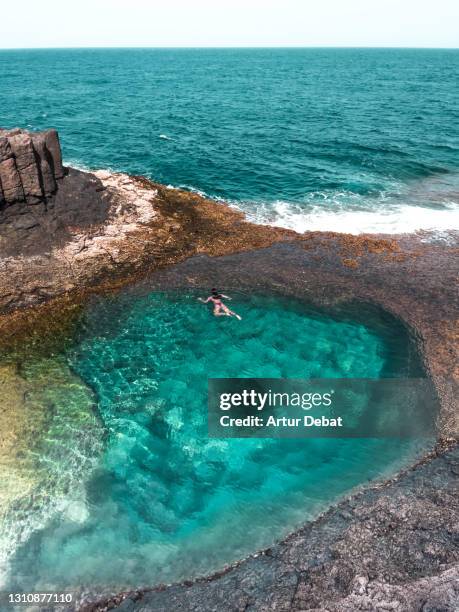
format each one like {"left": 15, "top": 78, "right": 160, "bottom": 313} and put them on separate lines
{"left": 0, "top": 357, "right": 104, "bottom": 584}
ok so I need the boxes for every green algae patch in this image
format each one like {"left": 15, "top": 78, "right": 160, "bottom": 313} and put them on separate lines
{"left": 0, "top": 295, "right": 85, "bottom": 361}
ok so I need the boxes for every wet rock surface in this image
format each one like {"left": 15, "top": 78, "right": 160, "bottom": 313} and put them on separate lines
{"left": 82, "top": 444, "right": 458, "bottom": 612}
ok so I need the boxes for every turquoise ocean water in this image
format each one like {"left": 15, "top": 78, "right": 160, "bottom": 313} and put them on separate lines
{"left": 0, "top": 48, "right": 458, "bottom": 233}
{"left": 5, "top": 293, "right": 431, "bottom": 592}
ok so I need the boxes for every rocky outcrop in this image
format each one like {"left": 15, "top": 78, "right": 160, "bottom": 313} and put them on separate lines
{"left": 0, "top": 172, "right": 457, "bottom": 438}
{"left": 0, "top": 159, "right": 111, "bottom": 259}
{"left": 0, "top": 127, "right": 64, "bottom": 207}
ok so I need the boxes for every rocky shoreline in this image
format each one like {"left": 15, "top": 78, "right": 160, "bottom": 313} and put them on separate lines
{"left": 1, "top": 161, "right": 456, "bottom": 437}
{"left": 0, "top": 129, "right": 457, "bottom": 611}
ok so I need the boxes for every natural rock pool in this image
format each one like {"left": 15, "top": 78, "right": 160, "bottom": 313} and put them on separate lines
{"left": 2, "top": 291, "right": 434, "bottom": 594}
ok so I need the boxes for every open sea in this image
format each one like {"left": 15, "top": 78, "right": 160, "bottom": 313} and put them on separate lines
{"left": 0, "top": 47, "right": 458, "bottom": 234}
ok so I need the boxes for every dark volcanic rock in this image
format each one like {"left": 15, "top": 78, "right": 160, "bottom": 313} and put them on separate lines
{"left": 42, "top": 128, "right": 64, "bottom": 179}
{"left": 7, "top": 132, "right": 44, "bottom": 202}
{"left": 0, "top": 129, "right": 107, "bottom": 255}
{"left": 0, "top": 127, "right": 65, "bottom": 207}
{"left": 0, "top": 136, "right": 13, "bottom": 162}
{"left": 0, "top": 157, "right": 25, "bottom": 204}
{"left": 0, "top": 167, "right": 111, "bottom": 257}
{"left": 31, "top": 132, "right": 57, "bottom": 194}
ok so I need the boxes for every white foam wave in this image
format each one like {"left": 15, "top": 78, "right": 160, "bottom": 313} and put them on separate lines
{"left": 164, "top": 179, "right": 459, "bottom": 236}
{"left": 242, "top": 200, "right": 459, "bottom": 236}
{"left": 65, "top": 159, "right": 95, "bottom": 172}
{"left": 65, "top": 164, "right": 459, "bottom": 237}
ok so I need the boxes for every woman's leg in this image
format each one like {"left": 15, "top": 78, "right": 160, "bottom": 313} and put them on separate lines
{"left": 222, "top": 304, "right": 242, "bottom": 320}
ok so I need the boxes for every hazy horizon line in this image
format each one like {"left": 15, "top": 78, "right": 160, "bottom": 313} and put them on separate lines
{"left": 1, "top": 45, "right": 458, "bottom": 51}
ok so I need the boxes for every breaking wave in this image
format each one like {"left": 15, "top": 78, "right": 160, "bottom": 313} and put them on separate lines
{"left": 242, "top": 200, "right": 459, "bottom": 236}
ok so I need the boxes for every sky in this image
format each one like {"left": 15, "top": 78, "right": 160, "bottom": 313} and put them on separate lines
{"left": 1, "top": 0, "right": 458, "bottom": 49}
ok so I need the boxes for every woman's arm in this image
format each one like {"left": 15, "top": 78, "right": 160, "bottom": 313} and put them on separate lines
{"left": 221, "top": 294, "right": 231, "bottom": 300}
{"left": 198, "top": 296, "right": 212, "bottom": 303}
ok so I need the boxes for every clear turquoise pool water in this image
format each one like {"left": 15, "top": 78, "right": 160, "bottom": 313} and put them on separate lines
{"left": 6, "top": 293, "right": 429, "bottom": 592}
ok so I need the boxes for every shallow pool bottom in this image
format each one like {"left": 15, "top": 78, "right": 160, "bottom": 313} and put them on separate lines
{"left": 5, "top": 292, "right": 431, "bottom": 593}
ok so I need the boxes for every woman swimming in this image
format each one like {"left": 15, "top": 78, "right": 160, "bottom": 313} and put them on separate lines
{"left": 198, "top": 288, "right": 242, "bottom": 320}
